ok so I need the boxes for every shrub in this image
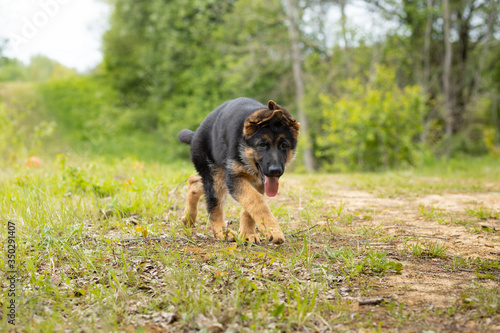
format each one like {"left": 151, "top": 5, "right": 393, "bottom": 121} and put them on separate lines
{"left": 318, "top": 65, "right": 427, "bottom": 171}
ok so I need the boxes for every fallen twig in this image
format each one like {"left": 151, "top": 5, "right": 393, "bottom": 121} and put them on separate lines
{"left": 359, "top": 297, "right": 384, "bottom": 305}
{"left": 287, "top": 224, "right": 319, "bottom": 238}
{"left": 399, "top": 234, "right": 449, "bottom": 240}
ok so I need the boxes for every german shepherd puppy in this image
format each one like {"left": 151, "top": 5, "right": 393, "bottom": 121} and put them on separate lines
{"left": 178, "top": 98, "right": 300, "bottom": 244}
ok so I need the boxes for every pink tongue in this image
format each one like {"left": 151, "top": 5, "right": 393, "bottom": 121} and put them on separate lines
{"left": 264, "top": 176, "right": 279, "bottom": 197}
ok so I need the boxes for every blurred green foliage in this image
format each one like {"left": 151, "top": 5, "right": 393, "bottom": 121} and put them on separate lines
{"left": 318, "top": 65, "right": 426, "bottom": 171}
{"left": 0, "top": 55, "right": 76, "bottom": 82}
{"left": 38, "top": 75, "right": 173, "bottom": 162}
{"left": 0, "top": 82, "right": 55, "bottom": 165}
{"left": 102, "top": 0, "right": 293, "bottom": 161}
{"left": 0, "top": 0, "right": 499, "bottom": 170}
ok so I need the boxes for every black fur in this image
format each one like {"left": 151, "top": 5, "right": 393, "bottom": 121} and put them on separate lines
{"left": 178, "top": 129, "right": 195, "bottom": 144}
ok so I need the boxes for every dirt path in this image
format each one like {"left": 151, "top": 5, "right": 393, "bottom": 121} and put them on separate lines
{"left": 268, "top": 175, "right": 500, "bottom": 331}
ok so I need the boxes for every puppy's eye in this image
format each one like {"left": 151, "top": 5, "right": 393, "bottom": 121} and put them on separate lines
{"left": 259, "top": 141, "right": 268, "bottom": 148}
{"left": 280, "top": 142, "right": 289, "bottom": 150}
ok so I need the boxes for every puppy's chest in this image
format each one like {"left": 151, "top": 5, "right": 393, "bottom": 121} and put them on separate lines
{"left": 251, "top": 176, "right": 264, "bottom": 193}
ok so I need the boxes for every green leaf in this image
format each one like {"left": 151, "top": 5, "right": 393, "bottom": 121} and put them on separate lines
{"left": 271, "top": 303, "right": 285, "bottom": 317}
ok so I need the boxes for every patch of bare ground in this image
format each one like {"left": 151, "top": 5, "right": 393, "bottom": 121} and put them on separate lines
{"left": 271, "top": 175, "right": 499, "bottom": 331}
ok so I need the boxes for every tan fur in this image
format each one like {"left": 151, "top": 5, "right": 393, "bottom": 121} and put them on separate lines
{"left": 229, "top": 160, "right": 283, "bottom": 243}
{"left": 268, "top": 100, "right": 279, "bottom": 110}
{"left": 232, "top": 177, "right": 285, "bottom": 244}
{"left": 181, "top": 175, "right": 203, "bottom": 226}
{"left": 243, "top": 146, "right": 259, "bottom": 173}
{"left": 275, "top": 133, "right": 286, "bottom": 142}
{"left": 286, "top": 150, "right": 295, "bottom": 165}
{"left": 213, "top": 168, "right": 227, "bottom": 200}
{"left": 243, "top": 108, "right": 271, "bottom": 137}
{"left": 210, "top": 168, "right": 236, "bottom": 241}
{"left": 230, "top": 161, "right": 264, "bottom": 193}
{"left": 182, "top": 163, "right": 282, "bottom": 243}
{"left": 290, "top": 122, "right": 300, "bottom": 139}
{"left": 239, "top": 209, "right": 260, "bottom": 243}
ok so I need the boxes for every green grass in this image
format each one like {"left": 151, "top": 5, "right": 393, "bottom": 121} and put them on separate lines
{"left": 403, "top": 239, "right": 448, "bottom": 258}
{"left": 331, "top": 155, "right": 500, "bottom": 197}
{"left": 324, "top": 246, "right": 402, "bottom": 278}
{"left": 460, "top": 286, "right": 500, "bottom": 316}
{"left": 418, "top": 204, "right": 447, "bottom": 223}
{"left": 1, "top": 154, "right": 500, "bottom": 331}
{"left": 449, "top": 256, "right": 500, "bottom": 281}
{"left": 466, "top": 206, "right": 500, "bottom": 220}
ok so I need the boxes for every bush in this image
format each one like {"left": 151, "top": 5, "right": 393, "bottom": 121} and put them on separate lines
{"left": 318, "top": 65, "right": 427, "bottom": 171}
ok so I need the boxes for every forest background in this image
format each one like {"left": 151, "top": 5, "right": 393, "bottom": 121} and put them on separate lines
{"left": 1, "top": 0, "right": 499, "bottom": 172}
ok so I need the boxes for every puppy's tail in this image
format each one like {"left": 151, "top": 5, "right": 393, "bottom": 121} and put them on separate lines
{"left": 178, "top": 129, "right": 195, "bottom": 145}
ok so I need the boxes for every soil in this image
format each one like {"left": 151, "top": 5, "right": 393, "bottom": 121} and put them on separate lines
{"left": 273, "top": 175, "right": 500, "bottom": 331}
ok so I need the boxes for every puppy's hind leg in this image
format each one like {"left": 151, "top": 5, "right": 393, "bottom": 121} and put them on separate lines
{"left": 181, "top": 175, "right": 203, "bottom": 227}
{"left": 239, "top": 209, "right": 261, "bottom": 244}
{"left": 205, "top": 169, "right": 236, "bottom": 241}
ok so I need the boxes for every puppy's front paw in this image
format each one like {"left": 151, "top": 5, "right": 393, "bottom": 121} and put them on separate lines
{"left": 242, "top": 233, "right": 261, "bottom": 244}
{"left": 267, "top": 229, "right": 285, "bottom": 245}
{"left": 213, "top": 227, "right": 236, "bottom": 242}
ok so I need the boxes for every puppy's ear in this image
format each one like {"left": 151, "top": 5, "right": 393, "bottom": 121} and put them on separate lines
{"left": 268, "top": 100, "right": 281, "bottom": 110}
{"left": 268, "top": 100, "right": 300, "bottom": 138}
{"left": 244, "top": 108, "right": 283, "bottom": 138}
{"left": 291, "top": 121, "right": 300, "bottom": 138}
{"left": 285, "top": 115, "right": 300, "bottom": 139}
{"left": 244, "top": 120, "right": 259, "bottom": 138}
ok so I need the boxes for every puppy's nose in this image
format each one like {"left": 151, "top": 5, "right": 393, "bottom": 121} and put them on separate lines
{"left": 268, "top": 165, "right": 283, "bottom": 177}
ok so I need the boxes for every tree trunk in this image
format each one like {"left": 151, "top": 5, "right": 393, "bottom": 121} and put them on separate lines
{"left": 284, "top": 0, "right": 315, "bottom": 171}
{"left": 424, "top": 0, "right": 432, "bottom": 87}
{"left": 339, "top": 0, "right": 351, "bottom": 77}
{"left": 469, "top": 1, "right": 497, "bottom": 104}
{"left": 420, "top": 0, "right": 433, "bottom": 145}
{"left": 443, "top": 0, "right": 453, "bottom": 141}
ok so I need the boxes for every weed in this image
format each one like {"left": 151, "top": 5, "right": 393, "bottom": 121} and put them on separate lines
{"left": 418, "top": 204, "right": 447, "bottom": 223}
{"left": 466, "top": 225, "right": 499, "bottom": 234}
{"left": 450, "top": 217, "right": 477, "bottom": 227}
{"left": 466, "top": 206, "right": 500, "bottom": 220}
{"left": 357, "top": 223, "right": 384, "bottom": 237}
{"left": 472, "top": 258, "right": 500, "bottom": 281}
{"left": 419, "top": 204, "right": 437, "bottom": 220}
{"left": 448, "top": 256, "right": 500, "bottom": 281}
{"left": 460, "top": 287, "right": 500, "bottom": 316}
{"left": 403, "top": 239, "right": 448, "bottom": 258}
{"left": 385, "top": 301, "right": 409, "bottom": 325}
{"left": 332, "top": 199, "right": 347, "bottom": 216}
{"left": 325, "top": 246, "right": 402, "bottom": 277}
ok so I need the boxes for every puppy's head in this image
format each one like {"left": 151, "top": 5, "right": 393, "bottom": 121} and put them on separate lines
{"left": 242, "top": 100, "right": 300, "bottom": 197}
